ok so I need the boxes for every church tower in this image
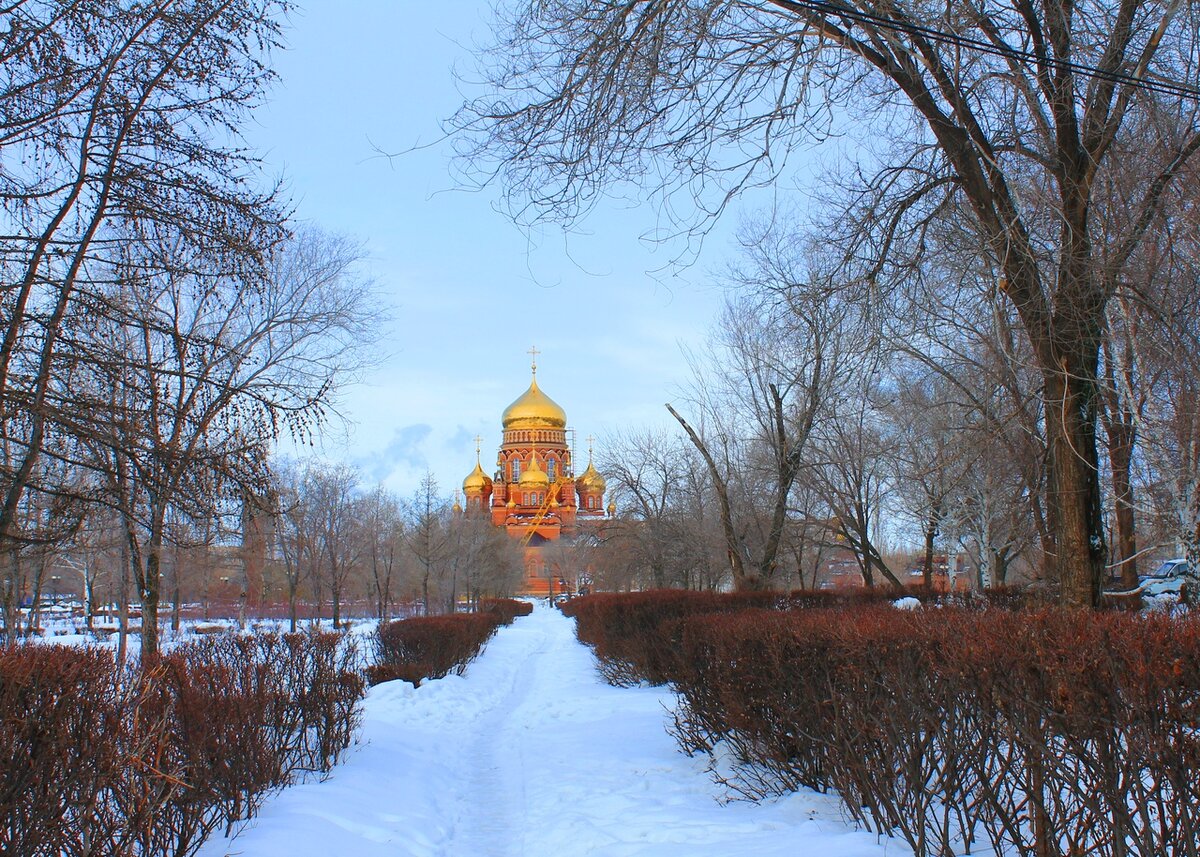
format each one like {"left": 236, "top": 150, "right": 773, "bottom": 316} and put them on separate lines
{"left": 461, "top": 349, "right": 608, "bottom": 594}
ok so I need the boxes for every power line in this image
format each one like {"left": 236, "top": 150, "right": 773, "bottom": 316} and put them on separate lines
{"left": 767, "top": 0, "right": 1200, "bottom": 101}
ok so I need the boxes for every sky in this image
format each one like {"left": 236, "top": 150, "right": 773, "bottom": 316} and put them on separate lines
{"left": 247, "top": 3, "right": 746, "bottom": 499}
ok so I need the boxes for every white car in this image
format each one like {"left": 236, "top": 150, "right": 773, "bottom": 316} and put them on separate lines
{"left": 1139, "top": 558, "right": 1191, "bottom": 596}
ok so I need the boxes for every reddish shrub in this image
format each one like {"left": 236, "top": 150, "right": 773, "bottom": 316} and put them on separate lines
{"left": 0, "top": 646, "right": 125, "bottom": 856}
{"left": 372, "top": 613, "right": 501, "bottom": 686}
{"left": 0, "top": 633, "right": 364, "bottom": 857}
{"left": 563, "top": 590, "right": 783, "bottom": 685}
{"left": 666, "top": 606, "right": 1200, "bottom": 857}
{"left": 479, "top": 598, "right": 533, "bottom": 625}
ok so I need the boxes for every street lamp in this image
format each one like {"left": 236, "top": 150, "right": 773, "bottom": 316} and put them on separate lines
{"left": 49, "top": 575, "right": 61, "bottom": 604}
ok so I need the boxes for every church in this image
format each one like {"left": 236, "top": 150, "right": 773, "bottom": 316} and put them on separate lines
{"left": 459, "top": 351, "right": 611, "bottom": 596}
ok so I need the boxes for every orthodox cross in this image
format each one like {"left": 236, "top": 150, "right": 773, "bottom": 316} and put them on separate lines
{"left": 528, "top": 345, "right": 540, "bottom": 373}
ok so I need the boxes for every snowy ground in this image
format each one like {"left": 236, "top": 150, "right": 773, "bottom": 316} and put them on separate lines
{"left": 29, "top": 606, "right": 380, "bottom": 659}
{"left": 197, "top": 601, "right": 910, "bottom": 857}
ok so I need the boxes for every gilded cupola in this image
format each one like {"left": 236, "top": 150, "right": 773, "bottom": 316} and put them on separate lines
{"left": 576, "top": 460, "right": 606, "bottom": 494}
{"left": 462, "top": 461, "right": 492, "bottom": 494}
{"left": 576, "top": 436, "right": 606, "bottom": 495}
{"left": 501, "top": 364, "right": 567, "bottom": 430}
{"left": 462, "top": 437, "right": 494, "bottom": 495}
{"left": 518, "top": 451, "right": 551, "bottom": 489}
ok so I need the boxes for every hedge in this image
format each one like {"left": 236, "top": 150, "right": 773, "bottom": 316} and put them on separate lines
{"left": 0, "top": 632, "right": 365, "bottom": 857}
{"left": 667, "top": 607, "right": 1200, "bottom": 857}
{"left": 369, "top": 612, "right": 505, "bottom": 687}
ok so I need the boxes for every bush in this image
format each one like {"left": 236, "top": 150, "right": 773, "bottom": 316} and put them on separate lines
{"left": 666, "top": 607, "right": 1200, "bottom": 857}
{"left": 0, "top": 633, "right": 365, "bottom": 857}
{"left": 0, "top": 646, "right": 125, "bottom": 856}
{"left": 563, "top": 587, "right": 1053, "bottom": 689}
{"left": 479, "top": 598, "right": 532, "bottom": 625}
{"left": 371, "top": 613, "right": 501, "bottom": 687}
{"left": 560, "top": 590, "right": 784, "bottom": 685}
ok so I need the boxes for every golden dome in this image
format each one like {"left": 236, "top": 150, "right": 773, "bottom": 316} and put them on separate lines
{"left": 518, "top": 452, "right": 551, "bottom": 489}
{"left": 576, "top": 461, "right": 606, "bottom": 494}
{"left": 502, "top": 373, "right": 567, "bottom": 429}
{"left": 462, "top": 461, "right": 492, "bottom": 494}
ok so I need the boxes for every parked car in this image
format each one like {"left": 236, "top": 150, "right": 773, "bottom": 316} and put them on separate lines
{"left": 1138, "top": 558, "right": 1191, "bottom": 596}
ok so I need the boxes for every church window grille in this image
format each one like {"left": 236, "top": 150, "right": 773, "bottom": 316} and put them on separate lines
{"left": 512, "top": 459, "right": 521, "bottom": 481}
{"left": 547, "top": 458, "right": 556, "bottom": 480}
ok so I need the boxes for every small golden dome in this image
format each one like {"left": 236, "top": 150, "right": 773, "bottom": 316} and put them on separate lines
{"left": 576, "top": 461, "right": 606, "bottom": 494}
{"left": 462, "top": 461, "right": 492, "bottom": 494}
{"left": 606, "top": 501, "right": 616, "bottom": 515}
{"left": 502, "top": 374, "right": 567, "bottom": 429}
{"left": 518, "top": 452, "right": 550, "bottom": 489}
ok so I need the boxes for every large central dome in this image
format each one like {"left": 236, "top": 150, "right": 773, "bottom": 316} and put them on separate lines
{"left": 502, "top": 374, "right": 567, "bottom": 429}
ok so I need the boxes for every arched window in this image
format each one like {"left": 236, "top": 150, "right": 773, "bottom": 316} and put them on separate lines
{"left": 547, "top": 457, "right": 557, "bottom": 480}
{"left": 512, "top": 458, "right": 521, "bottom": 481}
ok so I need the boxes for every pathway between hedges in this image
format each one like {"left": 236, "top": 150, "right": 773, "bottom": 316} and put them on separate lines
{"left": 197, "top": 602, "right": 908, "bottom": 857}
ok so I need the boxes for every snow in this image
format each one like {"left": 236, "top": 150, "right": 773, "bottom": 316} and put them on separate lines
{"left": 196, "top": 601, "right": 908, "bottom": 857}
{"left": 29, "top": 611, "right": 380, "bottom": 660}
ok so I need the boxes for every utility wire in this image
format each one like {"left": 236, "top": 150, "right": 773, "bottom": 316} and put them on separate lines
{"left": 766, "top": 0, "right": 1200, "bottom": 101}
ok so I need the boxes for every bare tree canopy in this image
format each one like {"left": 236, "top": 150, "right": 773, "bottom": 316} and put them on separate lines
{"left": 456, "top": 0, "right": 1200, "bottom": 606}
{"left": 1, "top": 0, "right": 292, "bottom": 553}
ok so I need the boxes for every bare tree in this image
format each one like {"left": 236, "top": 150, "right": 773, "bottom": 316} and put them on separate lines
{"left": 446, "top": 511, "right": 524, "bottom": 606}
{"left": 885, "top": 374, "right": 969, "bottom": 587}
{"left": 404, "top": 472, "right": 449, "bottom": 615}
{"left": 458, "top": 0, "right": 1200, "bottom": 606}
{"left": 305, "top": 462, "right": 363, "bottom": 629}
{"left": 809, "top": 385, "right": 905, "bottom": 589}
{"left": 0, "top": 1, "right": 290, "bottom": 570}
{"left": 58, "top": 507, "right": 122, "bottom": 631}
{"left": 668, "top": 227, "right": 871, "bottom": 590}
{"left": 600, "top": 429, "right": 691, "bottom": 588}
{"left": 1137, "top": 285, "right": 1200, "bottom": 599}
{"left": 74, "top": 227, "right": 372, "bottom": 656}
{"left": 948, "top": 451, "right": 1036, "bottom": 589}
{"left": 272, "top": 459, "right": 320, "bottom": 632}
{"left": 359, "top": 485, "right": 405, "bottom": 620}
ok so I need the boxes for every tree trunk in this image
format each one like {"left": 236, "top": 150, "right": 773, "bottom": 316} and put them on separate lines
{"left": 922, "top": 522, "right": 937, "bottom": 589}
{"left": 117, "top": 541, "right": 130, "bottom": 669}
{"left": 1043, "top": 366, "right": 1107, "bottom": 608}
{"left": 171, "top": 561, "right": 181, "bottom": 633}
{"left": 288, "top": 579, "right": 299, "bottom": 634}
{"left": 84, "top": 570, "right": 95, "bottom": 632}
{"left": 1, "top": 547, "right": 20, "bottom": 643}
{"left": 141, "top": 533, "right": 162, "bottom": 660}
{"left": 667, "top": 404, "right": 751, "bottom": 589}
{"left": 26, "top": 556, "right": 45, "bottom": 637}
{"left": 1107, "top": 422, "right": 1138, "bottom": 589}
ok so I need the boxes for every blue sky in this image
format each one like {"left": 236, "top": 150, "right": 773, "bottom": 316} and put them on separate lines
{"left": 249, "top": 3, "right": 743, "bottom": 498}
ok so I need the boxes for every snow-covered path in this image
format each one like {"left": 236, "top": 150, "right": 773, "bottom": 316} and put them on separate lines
{"left": 198, "top": 602, "right": 908, "bottom": 857}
